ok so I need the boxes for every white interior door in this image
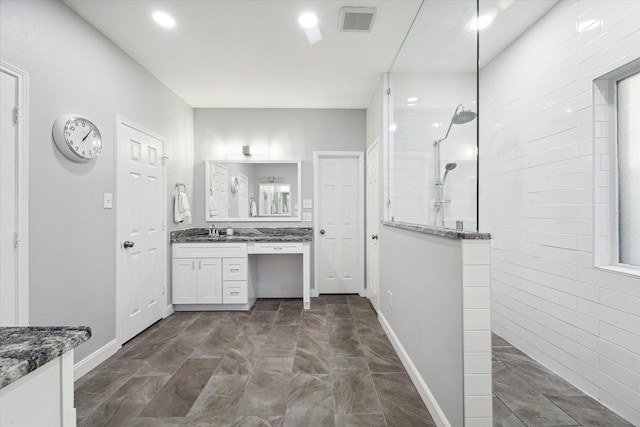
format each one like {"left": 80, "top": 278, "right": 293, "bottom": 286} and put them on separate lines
{"left": 366, "top": 141, "right": 380, "bottom": 312}
{"left": 117, "top": 117, "right": 165, "bottom": 344}
{"left": 315, "top": 152, "right": 364, "bottom": 295}
{"left": 0, "top": 63, "right": 28, "bottom": 327}
{"left": 238, "top": 172, "right": 249, "bottom": 218}
{"left": 212, "top": 164, "right": 228, "bottom": 218}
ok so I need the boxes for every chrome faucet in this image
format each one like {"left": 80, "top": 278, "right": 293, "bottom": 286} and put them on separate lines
{"left": 209, "top": 224, "right": 218, "bottom": 237}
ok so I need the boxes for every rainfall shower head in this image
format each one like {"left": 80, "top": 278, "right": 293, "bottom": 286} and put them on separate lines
{"left": 434, "top": 104, "right": 477, "bottom": 145}
{"left": 442, "top": 162, "right": 457, "bottom": 183}
{"left": 451, "top": 108, "right": 477, "bottom": 125}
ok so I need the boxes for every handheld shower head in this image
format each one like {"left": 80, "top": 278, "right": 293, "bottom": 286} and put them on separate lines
{"left": 442, "top": 162, "right": 457, "bottom": 183}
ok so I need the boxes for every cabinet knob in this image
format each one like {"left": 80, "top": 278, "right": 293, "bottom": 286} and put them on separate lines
{"left": 320, "top": 229, "right": 325, "bottom": 235}
{"left": 371, "top": 234, "right": 378, "bottom": 240}
{"left": 123, "top": 240, "right": 135, "bottom": 248}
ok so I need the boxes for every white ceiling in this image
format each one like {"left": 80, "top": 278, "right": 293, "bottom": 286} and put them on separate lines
{"left": 63, "top": 0, "right": 558, "bottom": 109}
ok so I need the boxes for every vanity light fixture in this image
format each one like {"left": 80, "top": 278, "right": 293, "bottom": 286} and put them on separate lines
{"left": 152, "top": 11, "right": 176, "bottom": 28}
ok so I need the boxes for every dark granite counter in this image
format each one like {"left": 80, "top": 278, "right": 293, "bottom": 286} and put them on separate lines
{"left": 382, "top": 221, "right": 491, "bottom": 240}
{"left": 171, "top": 227, "right": 313, "bottom": 243}
{"left": 0, "top": 326, "right": 91, "bottom": 389}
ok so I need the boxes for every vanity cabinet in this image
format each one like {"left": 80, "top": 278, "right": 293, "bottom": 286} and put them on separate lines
{"left": 172, "top": 243, "right": 248, "bottom": 305}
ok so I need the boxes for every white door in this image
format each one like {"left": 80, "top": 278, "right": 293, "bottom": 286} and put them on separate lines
{"left": 366, "top": 141, "right": 380, "bottom": 312}
{"left": 237, "top": 173, "right": 249, "bottom": 218}
{"left": 212, "top": 164, "right": 229, "bottom": 218}
{"left": 0, "top": 64, "right": 27, "bottom": 326}
{"left": 117, "top": 118, "right": 165, "bottom": 344}
{"left": 315, "top": 152, "right": 364, "bottom": 295}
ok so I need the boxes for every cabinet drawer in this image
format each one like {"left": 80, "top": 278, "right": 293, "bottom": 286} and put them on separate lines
{"left": 223, "top": 258, "right": 247, "bottom": 280}
{"left": 223, "top": 281, "right": 248, "bottom": 304}
{"left": 249, "top": 242, "right": 303, "bottom": 254}
{"left": 173, "top": 243, "right": 247, "bottom": 259}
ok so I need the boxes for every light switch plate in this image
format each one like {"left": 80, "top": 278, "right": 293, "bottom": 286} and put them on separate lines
{"left": 303, "top": 199, "right": 312, "bottom": 209}
{"left": 303, "top": 212, "right": 312, "bottom": 222}
{"left": 103, "top": 193, "right": 113, "bottom": 209}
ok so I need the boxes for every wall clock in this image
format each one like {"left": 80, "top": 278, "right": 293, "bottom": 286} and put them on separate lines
{"left": 52, "top": 114, "right": 103, "bottom": 162}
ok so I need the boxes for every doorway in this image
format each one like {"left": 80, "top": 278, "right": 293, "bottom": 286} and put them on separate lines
{"left": 116, "top": 116, "right": 166, "bottom": 344}
{"left": 0, "top": 62, "right": 28, "bottom": 326}
{"left": 314, "top": 151, "right": 364, "bottom": 295}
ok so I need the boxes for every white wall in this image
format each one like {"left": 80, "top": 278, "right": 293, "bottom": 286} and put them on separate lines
{"left": 193, "top": 108, "right": 366, "bottom": 228}
{"left": 379, "top": 226, "right": 464, "bottom": 427}
{"left": 0, "top": 0, "right": 194, "bottom": 362}
{"left": 481, "top": 1, "right": 640, "bottom": 423}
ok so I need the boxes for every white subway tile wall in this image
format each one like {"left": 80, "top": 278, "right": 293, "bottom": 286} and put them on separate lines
{"left": 480, "top": 1, "right": 640, "bottom": 424}
{"left": 462, "top": 240, "right": 492, "bottom": 426}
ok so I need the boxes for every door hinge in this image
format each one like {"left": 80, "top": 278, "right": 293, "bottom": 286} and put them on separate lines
{"left": 13, "top": 107, "right": 20, "bottom": 124}
{"left": 14, "top": 232, "right": 20, "bottom": 248}
{"left": 161, "top": 155, "right": 169, "bottom": 166}
{"left": 386, "top": 88, "right": 391, "bottom": 95}
{"left": 162, "top": 285, "right": 165, "bottom": 296}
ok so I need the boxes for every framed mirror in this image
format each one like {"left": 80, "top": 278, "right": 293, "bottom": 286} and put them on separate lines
{"left": 205, "top": 160, "right": 301, "bottom": 222}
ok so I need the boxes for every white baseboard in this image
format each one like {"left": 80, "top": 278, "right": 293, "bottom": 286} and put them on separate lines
{"left": 378, "top": 313, "right": 451, "bottom": 427}
{"left": 73, "top": 339, "right": 120, "bottom": 381}
{"left": 164, "top": 304, "right": 175, "bottom": 318}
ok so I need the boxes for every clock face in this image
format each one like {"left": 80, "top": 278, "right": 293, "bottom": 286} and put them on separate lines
{"left": 53, "top": 114, "right": 103, "bottom": 162}
{"left": 64, "top": 118, "right": 102, "bottom": 159}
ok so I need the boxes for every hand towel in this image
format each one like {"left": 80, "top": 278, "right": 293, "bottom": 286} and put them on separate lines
{"left": 209, "top": 195, "right": 219, "bottom": 216}
{"left": 250, "top": 198, "right": 258, "bottom": 217}
{"left": 174, "top": 192, "right": 192, "bottom": 224}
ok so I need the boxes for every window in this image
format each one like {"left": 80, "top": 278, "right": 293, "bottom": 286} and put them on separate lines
{"left": 593, "top": 59, "right": 640, "bottom": 274}
{"left": 616, "top": 71, "right": 640, "bottom": 267}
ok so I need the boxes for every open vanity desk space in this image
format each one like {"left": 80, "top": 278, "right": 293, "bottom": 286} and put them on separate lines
{"left": 170, "top": 228, "right": 312, "bottom": 310}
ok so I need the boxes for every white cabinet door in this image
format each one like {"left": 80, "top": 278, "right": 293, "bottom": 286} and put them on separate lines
{"left": 172, "top": 258, "right": 198, "bottom": 304}
{"left": 197, "top": 258, "right": 223, "bottom": 304}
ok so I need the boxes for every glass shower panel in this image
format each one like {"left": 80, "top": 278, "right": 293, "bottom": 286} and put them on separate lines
{"left": 387, "top": 0, "right": 478, "bottom": 231}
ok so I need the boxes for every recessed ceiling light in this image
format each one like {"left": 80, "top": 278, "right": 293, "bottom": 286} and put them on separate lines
{"left": 469, "top": 14, "right": 494, "bottom": 31}
{"left": 407, "top": 103, "right": 416, "bottom": 107}
{"left": 153, "top": 11, "right": 176, "bottom": 28}
{"left": 299, "top": 12, "right": 319, "bottom": 29}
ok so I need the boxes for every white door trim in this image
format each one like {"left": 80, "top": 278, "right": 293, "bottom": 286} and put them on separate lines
{"left": 366, "top": 139, "right": 380, "bottom": 311}
{"left": 313, "top": 151, "right": 365, "bottom": 297}
{"left": 115, "top": 115, "right": 167, "bottom": 345}
{"left": 1, "top": 61, "right": 29, "bottom": 325}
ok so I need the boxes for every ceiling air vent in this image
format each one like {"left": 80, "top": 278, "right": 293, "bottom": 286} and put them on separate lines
{"left": 340, "top": 7, "right": 377, "bottom": 32}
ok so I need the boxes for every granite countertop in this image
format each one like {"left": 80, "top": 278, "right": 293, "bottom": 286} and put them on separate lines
{"left": 171, "top": 227, "right": 313, "bottom": 243}
{"left": 382, "top": 220, "right": 491, "bottom": 240}
{"left": 0, "top": 326, "right": 91, "bottom": 389}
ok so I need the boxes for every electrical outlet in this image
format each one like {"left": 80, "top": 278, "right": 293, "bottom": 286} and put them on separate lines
{"left": 387, "top": 290, "right": 392, "bottom": 306}
{"left": 303, "top": 199, "right": 313, "bottom": 208}
{"left": 303, "top": 212, "right": 312, "bottom": 222}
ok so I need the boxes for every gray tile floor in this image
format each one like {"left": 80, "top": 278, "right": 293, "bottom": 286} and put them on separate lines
{"left": 75, "top": 296, "right": 436, "bottom": 426}
{"left": 492, "top": 334, "right": 633, "bottom": 427}
{"left": 74, "top": 297, "right": 633, "bottom": 427}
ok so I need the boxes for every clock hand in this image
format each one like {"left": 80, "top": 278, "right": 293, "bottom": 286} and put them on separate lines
{"left": 82, "top": 127, "right": 94, "bottom": 142}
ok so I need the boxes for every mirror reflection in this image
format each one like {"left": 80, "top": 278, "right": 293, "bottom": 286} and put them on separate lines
{"left": 205, "top": 160, "right": 300, "bottom": 222}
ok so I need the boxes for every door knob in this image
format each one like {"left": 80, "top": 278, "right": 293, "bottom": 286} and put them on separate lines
{"left": 371, "top": 234, "right": 378, "bottom": 240}
{"left": 319, "top": 229, "right": 325, "bottom": 235}
{"left": 123, "top": 240, "right": 135, "bottom": 248}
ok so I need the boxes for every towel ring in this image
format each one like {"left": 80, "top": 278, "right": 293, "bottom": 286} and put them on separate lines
{"left": 176, "top": 183, "right": 186, "bottom": 193}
